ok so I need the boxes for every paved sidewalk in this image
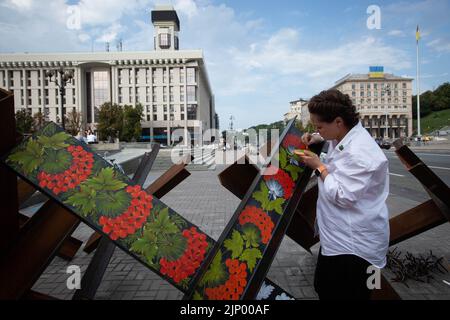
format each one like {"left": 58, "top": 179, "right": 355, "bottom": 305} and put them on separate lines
{"left": 29, "top": 165, "right": 450, "bottom": 300}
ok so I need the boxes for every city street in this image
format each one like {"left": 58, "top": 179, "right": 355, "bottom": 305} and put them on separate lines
{"left": 384, "top": 149, "right": 450, "bottom": 203}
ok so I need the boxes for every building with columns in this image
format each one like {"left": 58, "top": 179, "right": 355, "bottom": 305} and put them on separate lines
{"left": 0, "top": 5, "right": 217, "bottom": 146}
{"left": 332, "top": 67, "right": 413, "bottom": 139}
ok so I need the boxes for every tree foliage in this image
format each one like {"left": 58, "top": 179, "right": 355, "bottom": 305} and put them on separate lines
{"left": 15, "top": 109, "right": 34, "bottom": 135}
{"left": 412, "top": 82, "right": 450, "bottom": 118}
{"left": 65, "top": 110, "right": 82, "bottom": 136}
{"left": 32, "top": 110, "right": 47, "bottom": 132}
{"left": 121, "top": 103, "right": 144, "bottom": 142}
{"left": 96, "top": 102, "right": 144, "bottom": 142}
{"left": 97, "top": 102, "right": 124, "bottom": 141}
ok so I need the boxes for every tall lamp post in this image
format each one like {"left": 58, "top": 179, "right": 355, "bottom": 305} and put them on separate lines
{"left": 45, "top": 67, "right": 74, "bottom": 130}
{"left": 382, "top": 84, "right": 391, "bottom": 139}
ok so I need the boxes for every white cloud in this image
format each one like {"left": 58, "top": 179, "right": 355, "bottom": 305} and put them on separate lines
{"left": 76, "top": 0, "right": 154, "bottom": 27}
{"left": 388, "top": 30, "right": 405, "bottom": 37}
{"left": 78, "top": 33, "right": 91, "bottom": 43}
{"left": 426, "top": 38, "right": 450, "bottom": 53}
{"left": 174, "top": 0, "right": 198, "bottom": 18}
{"left": 1, "top": 0, "right": 33, "bottom": 11}
{"left": 95, "top": 23, "right": 123, "bottom": 43}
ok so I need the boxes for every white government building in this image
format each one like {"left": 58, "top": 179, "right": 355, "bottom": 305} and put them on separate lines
{"left": 332, "top": 67, "right": 413, "bottom": 139}
{"left": 286, "top": 67, "right": 413, "bottom": 139}
{"left": 0, "top": 5, "right": 218, "bottom": 146}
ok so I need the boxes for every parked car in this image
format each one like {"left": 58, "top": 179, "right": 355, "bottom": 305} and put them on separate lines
{"left": 379, "top": 141, "right": 391, "bottom": 150}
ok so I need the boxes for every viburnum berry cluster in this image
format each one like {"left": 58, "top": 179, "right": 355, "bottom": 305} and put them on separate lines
{"left": 263, "top": 166, "right": 294, "bottom": 199}
{"left": 37, "top": 145, "right": 94, "bottom": 195}
{"left": 160, "top": 226, "right": 209, "bottom": 283}
{"left": 238, "top": 205, "right": 274, "bottom": 244}
{"left": 204, "top": 259, "right": 248, "bottom": 300}
{"left": 98, "top": 185, "right": 153, "bottom": 240}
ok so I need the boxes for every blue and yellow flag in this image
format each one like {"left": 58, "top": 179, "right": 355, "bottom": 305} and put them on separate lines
{"left": 416, "top": 25, "right": 420, "bottom": 42}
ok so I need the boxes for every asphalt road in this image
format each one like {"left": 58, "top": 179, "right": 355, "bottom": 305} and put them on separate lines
{"left": 384, "top": 149, "right": 450, "bottom": 203}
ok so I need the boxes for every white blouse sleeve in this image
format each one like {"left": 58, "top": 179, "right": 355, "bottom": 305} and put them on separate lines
{"left": 322, "top": 156, "right": 376, "bottom": 209}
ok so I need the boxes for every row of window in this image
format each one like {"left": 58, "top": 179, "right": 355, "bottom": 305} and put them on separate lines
{"left": 144, "top": 104, "right": 197, "bottom": 121}
{"left": 358, "top": 105, "right": 408, "bottom": 110}
{"left": 356, "top": 97, "right": 408, "bottom": 104}
{"left": 118, "top": 67, "right": 195, "bottom": 85}
{"left": 1, "top": 70, "right": 76, "bottom": 88}
{"left": 16, "top": 88, "right": 76, "bottom": 106}
{"left": 362, "top": 119, "right": 408, "bottom": 126}
{"left": 351, "top": 82, "right": 408, "bottom": 90}
{"left": 118, "top": 86, "right": 196, "bottom": 104}
{"left": 352, "top": 91, "right": 408, "bottom": 97}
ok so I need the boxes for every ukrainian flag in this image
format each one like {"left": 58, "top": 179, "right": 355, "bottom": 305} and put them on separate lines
{"left": 416, "top": 25, "right": 420, "bottom": 42}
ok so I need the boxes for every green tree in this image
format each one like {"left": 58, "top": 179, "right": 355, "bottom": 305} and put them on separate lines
{"left": 97, "top": 102, "right": 124, "bottom": 141}
{"left": 121, "top": 103, "right": 144, "bottom": 142}
{"left": 15, "top": 109, "right": 34, "bottom": 135}
{"left": 65, "top": 110, "right": 83, "bottom": 136}
{"left": 305, "top": 120, "right": 315, "bottom": 133}
{"left": 412, "top": 82, "right": 450, "bottom": 118}
{"left": 294, "top": 120, "right": 305, "bottom": 132}
{"left": 32, "top": 110, "right": 47, "bottom": 132}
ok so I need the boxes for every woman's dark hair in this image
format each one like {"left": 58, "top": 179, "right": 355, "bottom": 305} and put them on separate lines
{"left": 308, "top": 89, "right": 359, "bottom": 128}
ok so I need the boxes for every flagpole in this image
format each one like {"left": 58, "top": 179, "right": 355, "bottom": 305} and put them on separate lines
{"left": 416, "top": 28, "right": 421, "bottom": 137}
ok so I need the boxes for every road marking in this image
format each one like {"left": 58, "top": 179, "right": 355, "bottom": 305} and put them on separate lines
{"left": 389, "top": 173, "right": 405, "bottom": 177}
{"left": 443, "top": 280, "right": 450, "bottom": 286}
{"left": 385, "top": 151, "right": 450, "bottom": 157}
{"left": 429, "top": 166, "right": 450, "bottom": 171}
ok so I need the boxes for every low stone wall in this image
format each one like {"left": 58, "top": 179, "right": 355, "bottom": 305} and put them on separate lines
{"left": 90, "top": 141, "right": 121, "bottom": 152}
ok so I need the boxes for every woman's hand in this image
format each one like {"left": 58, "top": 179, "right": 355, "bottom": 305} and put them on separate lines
{"left": 301, "top": 133, "right": 323, "bottom": 146}
{"left": 295, "top": 150, "right": 322, "bottom": 170}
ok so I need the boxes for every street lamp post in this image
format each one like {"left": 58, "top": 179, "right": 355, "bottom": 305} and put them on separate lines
{"left": 382, "top": 84, "right": 391, "bottom": 139}
{"left": 45, "top": 67, "right": 74, "bottom": 130}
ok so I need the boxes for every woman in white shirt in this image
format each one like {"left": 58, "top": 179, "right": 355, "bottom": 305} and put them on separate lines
{"left": 296, "top": 89, "right": 389, "bottom": 300}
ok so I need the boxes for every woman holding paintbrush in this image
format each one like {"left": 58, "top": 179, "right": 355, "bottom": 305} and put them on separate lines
{"left": 294, "top": 89, "right": 389, "bottom": 300}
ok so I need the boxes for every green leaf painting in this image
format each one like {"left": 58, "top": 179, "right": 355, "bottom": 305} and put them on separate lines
{"left": 3, "top": 122, "right": 214, "bottom": 293}
{"left": 199, "top": 250, "right": 227, "bottom": 288}
{"left": 242, "top": 224, "right": 261, "bottom": 249}
{"left": 37, "top": 131, "right": 70, "bottom": 149}
{"left": 8, "top": 139, "right": 44, "bottom": 174}
{"left": 95, "top": 189, "right": 131, "bottom": 217}
{"left": 41, "top": 149, "right": 72, "bottom": 174}
{"left": 84, "top": 167, "right": 127, "bottom": 192}
{"left": 65, "top": 185, "right": 97, "bottom": 216}
{"left": 240, "top": 248, "right": 262, "bottom": 273}
{"left": 224, "top": 230, "right": 244, "bottom": 259}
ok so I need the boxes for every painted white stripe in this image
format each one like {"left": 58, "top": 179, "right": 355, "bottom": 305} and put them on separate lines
{"left": 385, "top": 151, "right": 450, "bottom": 157}
{"left": 429, "top": 166, "right": 450, "bottom": 171}
{"left": 389, "top": 173, "right": 405, "bottom": 177}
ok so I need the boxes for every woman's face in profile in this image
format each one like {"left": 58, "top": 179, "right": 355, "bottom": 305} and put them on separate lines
{"left": 310, "top": 114, "right": 340, "bottom": 141}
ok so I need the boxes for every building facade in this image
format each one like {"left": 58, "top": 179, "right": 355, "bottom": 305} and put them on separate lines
{"left": 284, "top": 98, "right": 310, "bottom": 127}
{"left": 0, "top": 5, "right": 217, "bottom": 146}
{"left": 332, "top": 68, "right": 413, "bottom": 138}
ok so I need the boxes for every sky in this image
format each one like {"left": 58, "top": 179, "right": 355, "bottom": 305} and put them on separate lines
{"left": 0, "top": 0, "right": 449, "bottom": 130}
